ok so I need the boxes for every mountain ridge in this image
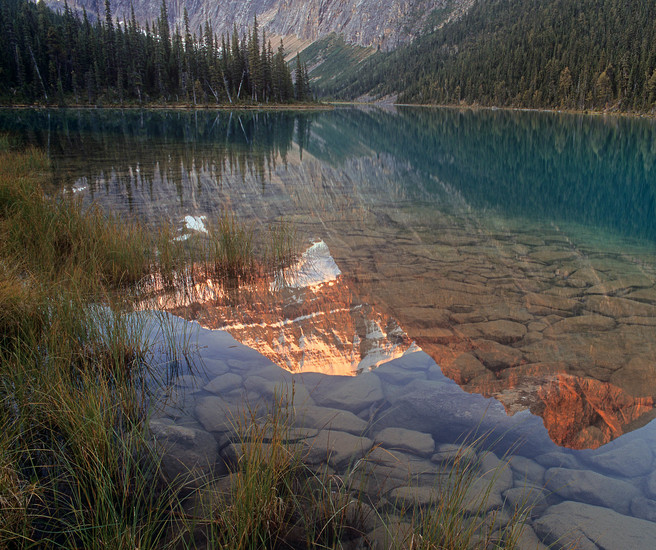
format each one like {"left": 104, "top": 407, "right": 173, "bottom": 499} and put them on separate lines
{"left": 48, "top": 0, "right": 473, "bottom": 52}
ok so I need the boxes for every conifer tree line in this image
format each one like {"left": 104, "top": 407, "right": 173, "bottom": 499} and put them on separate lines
{"left": 0, "top": 0, "right": 313, "bottom": 105}
{"left": 326, "top": 0, "right": 656, "bottom": 112}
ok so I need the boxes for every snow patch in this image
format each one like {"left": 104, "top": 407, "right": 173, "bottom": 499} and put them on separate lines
{"left": 277, "top": 240, "right": 341, "bottom": 289}
{"left": 184, "top": 215, "right": 208, "bottom": 233}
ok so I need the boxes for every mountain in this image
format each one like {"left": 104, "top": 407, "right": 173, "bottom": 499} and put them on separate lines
{"left": 321, "top": 0, "right": 656, "bottom": 112}
{"left": 54, "top": 0, "right": 473, "bottom": 51}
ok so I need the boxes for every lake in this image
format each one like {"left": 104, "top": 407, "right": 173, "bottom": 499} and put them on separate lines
{"left": 4, "top": 106, "right": 656, "bottom": 548}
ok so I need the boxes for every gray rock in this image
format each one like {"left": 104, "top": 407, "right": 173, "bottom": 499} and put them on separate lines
{"left": 150, "top": 419, "right": 220, "bottom": 484}
{"left": 374, "top": 362, "right": 425, "bottom": 386}
{"left": 242, "top": 375, "right": 314, "bottom": 406}
{"left": 545, "top": 467, "right": 640, "bottom": 515}
{"left": 312, "top": 373, "right": 384, "bottom": 414}
{"left": 630, "top": 496, "right": 656, "bottom": 522}
{"left": 509, "top": 456, "right": 545, "bottom": 485}
{"left": 582, "top": 439, "right": 653, "bottom": 478}
{"left": 374, "top": 427, "right": 435, "bottom": 456}
{"left": 376, "top": 379, "right": 509, "bottom": 437}
{"left": 534, "top": 451, "right": 581, "bottom": 469}
{"left": 302, "top": 429, "right": 373, "bottom": 469}
{"left": 293, "top": 404, "right": 369, "bottom": 435}
{"left": 647, "top": 469, "right": 656, "bottom": 498}
{"left": 512, "top": 525, "right": 550, "bottom": 550}
{"left": 194, "top": 395, "right": 246, "bottom": 434}
{"left": 360, "top": 446, "right": 441, "bottom": 490}
{"left": 388, "top": 485, "right": 440, "bottom": 509}
{"left": 201, "top": 357, "right": 230, "bottom": 376}
{"left": 534, "top": 501, "right": 656, "bottom": 550}
{"left": 431, "top": 443, "right": 477, "bottom": 466}
{"left": 366, "top": 521, "right": 414, "bottom": 549}
{"left": 503, "top": 486, "right": 549, "bottom": 517}
{"left": 203, "top": 373, "right": 243, "bottom": 395}
{"left": 228, "top": 357, "right": 271, "bottom": 373}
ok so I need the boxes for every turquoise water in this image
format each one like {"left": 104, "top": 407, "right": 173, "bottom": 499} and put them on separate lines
{"left": 4, "top": 107, "right": 656, "bottom": 546}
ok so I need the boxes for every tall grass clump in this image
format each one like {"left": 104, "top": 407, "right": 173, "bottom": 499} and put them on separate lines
{"left": 180, "top": 389, "right": 370, "bottom": 549}
{"left": 0, "top": 140, "right": 177, "bottom": 547}
{"left": 406, "top": 442, "right": 532, "bottom": 549}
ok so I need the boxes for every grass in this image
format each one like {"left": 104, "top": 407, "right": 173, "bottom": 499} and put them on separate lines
{"left": 0, "top": 137, "right": 536, "bottom": 549}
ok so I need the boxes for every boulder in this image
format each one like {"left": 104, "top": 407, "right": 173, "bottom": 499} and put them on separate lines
{"left": 456, "top": 320, "right": 528, "bottom": 345}
{"left": 388, "top": 485, "right": 440, "bottom": 509}
{"left": 585, "top": 295, "right": 656, "bottom": 318}
{"left": 431, "top": 443, "right": 477, "bottom": 466}
{"left": 545, "top": 467, "right": 640, "bottom": 515}
{"left": 543, "top": 314, "right": 616, "bottom": 335}
{"left": 203, "top": 373, "right": 243, "bottom": 395}
{"left": 509, "top": 455, "right": 545, "bottom": 485}
{"left": 311, "top": 373, "right": 383, "bottom": 414}
{"left": 630, "top": 496, "right": 656, "bottom": 522}
{"left": 582, "top": 438, "right": 653, "bottom": 477}
{"left": 293, "top": 405, "right": 369, "bottom": 435}
{"left": 302, "top": 429, "right": 373, "bottom": 469}
{"left": 473, "top": 340, "right": 525, "bottom": 371}
{"left": 150, "top": 418, "right": 221, "bottom": 484}
{"left": 194, "top": 395, "right": 247, "bottom": 434}
{"left": 374, "top": 427, "right": 435, "bottom": 456}
{"left": 534, "top": 501, "right": 656, "bottom": 550}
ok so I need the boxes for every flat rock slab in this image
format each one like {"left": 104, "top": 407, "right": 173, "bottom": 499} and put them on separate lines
{"left": 456, "top": 320, "right": 528, "bottom": 345}
{"left": 473, "top": 339, "right": 524, "bottom": 371}
{"left": 431, "top": 443, "right": 477, "bottom": 466}
{"left": 311, "top": 373, "right": 383, "bottom": 414}
{"left": 449, "top": 352, "right": 487, "bottom": 384}
{"left": 389, "top": 485, "right": 440, "bottom": 508}
{"left": 544, "top": 314, "right": 616, "bottom": 335}
{"left": 524, "top": 292, "right": 579, "bottom": 316}
{"left": 378, "top": 378, "right": 509, "bottom": 437}
{"left": 293, "top": 404, "right": 369, "bottom": 435}
{"left": 529, "top": 249, "right": 578, "bottom": 264}
{"left": 195, "top": 395, "right": 249, "bottom": 434}
{"left": 534, "top": 501, "right": 656, "bottom": 550}
{"left": 204, "top": 373, "right": 243, "bottom": 395}
{"left": 582, "top": 438, "right": 653, "bottom": 477}
{"left": 302, "top": 429, "right": 373, "bottom": 469}
{"left": 374, "top": 427, "right": 435, "bottom": 456}
{"left": 242, "top": 375, "right": 314, "bottom": 406}
{"left": 150, "top": 419, "right": 220, "bottom": 483}
{"left": 585, "top": 294, "right": 656, "bottom": 318}
{"left": 362, "top": 447, "right": 440, "bottom": 486}
{"left": 545, "top": 467, "right": 640, "bottom": 515}
{"left": 509, "top": 455, "right": 545, "bottom": 485}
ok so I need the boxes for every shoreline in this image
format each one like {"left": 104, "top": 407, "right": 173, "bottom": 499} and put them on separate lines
{"left": 331, "top": 100, "right": 656, "bottom": 120}
{"left": 0, "top": 102, "right": 334, "bottom": 112}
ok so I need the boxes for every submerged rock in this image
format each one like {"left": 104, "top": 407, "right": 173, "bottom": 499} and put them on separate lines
{"left": 545, "top": 467, "right": 640, "bottom": 515}
{"left": 374, "top": 427, "right": 435, "bottom": 456}
{"left": 534, "top": 501, "right": 656, "bottom": 550}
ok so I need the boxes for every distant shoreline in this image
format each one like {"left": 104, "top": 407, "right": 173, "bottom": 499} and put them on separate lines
{"left": 330, "top": 100, "right": 656, "bottom": 119}
{"left": 0, "top": 102, "right": 334, "bottom": 111}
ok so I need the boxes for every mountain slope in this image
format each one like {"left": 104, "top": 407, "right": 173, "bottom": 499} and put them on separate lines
{"left": 324, "top": 0, "right": 656, "bottom": 112}
{"left": 55, "top": 0, "right": 473, "bottom": 51}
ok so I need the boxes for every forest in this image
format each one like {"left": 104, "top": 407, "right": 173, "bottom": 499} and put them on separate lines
{"left": 322, "top": 0, "right": 656, "bottom": 112}
{"left": 0, "top": 0, "right": 312, "bottom": 106}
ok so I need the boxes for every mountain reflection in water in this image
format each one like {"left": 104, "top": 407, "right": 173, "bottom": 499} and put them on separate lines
{"left": 3, "top": 107, "right": 656, "bottom": 450}
{"left": 143, "top": 240, "right": 416, "bottom": 377}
